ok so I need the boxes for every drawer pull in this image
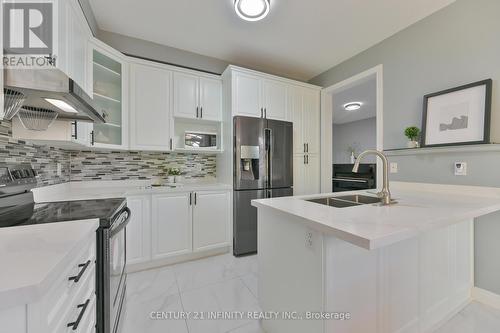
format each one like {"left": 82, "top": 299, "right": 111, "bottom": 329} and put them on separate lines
{"left": 68, "top": 260, "right": 91, "bottom": 283}
{"left": 67, "top": 298, "right": 90, "bottom": 330}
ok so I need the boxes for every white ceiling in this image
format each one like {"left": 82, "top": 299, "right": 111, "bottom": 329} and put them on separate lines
{"left": 88, "top": 0, "right": 455, "bottom": 81}
{"left": 332, "top": 76, "right": 376, "bottom": 124}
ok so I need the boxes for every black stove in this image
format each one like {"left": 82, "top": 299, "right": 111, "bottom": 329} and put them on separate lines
{"left": 0, "top": 164, "right": 126, "bottom": 228}
{"left": 0, "top": 164, "right": 130, "bottom": 333}
{"left": 0, "top": 198, "right": 127, "bottom": 228}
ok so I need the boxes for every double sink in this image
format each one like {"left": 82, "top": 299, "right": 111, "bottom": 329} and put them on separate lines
{"left": 306, "top": 194, "right": 385, "bottom": 208}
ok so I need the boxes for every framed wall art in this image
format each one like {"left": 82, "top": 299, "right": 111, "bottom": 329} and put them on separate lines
{"left": 421, "top": 79, "right": 492, "bottom": 147}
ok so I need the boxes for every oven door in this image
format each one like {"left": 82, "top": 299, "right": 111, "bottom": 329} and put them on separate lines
{"left": 332, "top": 177, "right": 372, "bottom": 192}
{"left": 108, "top": 208, "right": 130, "bottom": 333}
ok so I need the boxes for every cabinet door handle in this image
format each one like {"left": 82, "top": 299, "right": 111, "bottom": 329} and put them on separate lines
{"left": 304, "top": 155, "right": 307, "bottom": 165}
{"left": 260, "top": 108, "right": 263, "bottom": 118}
{"left": 264, "top": 108, "right": 267, "bottom": 119}
{"left": 200, "top": 107, "right": 203, "bottom": 119}
{"left": 306, "top": 143, "right": 309, "bottom": 153}
{"left": 303, "top": 143, "right": 306, "bottom": 153}
{"left": 71, "top": 121, "right": 78, "bottom": 140}
{"left": 90, "top": 130, "right": 95, "bottom": 146}
{"left": 196, "top": 107, "right": 199, "bottom": 118}
{"left": 306, "top": 155, "right": 309, "bottom": 164}
{"left": 170, "top": 138, "right": 173, "bottom": 150}
{"left": 194, "top": 192, "right": 197, "bottom": 205}
{"left": 67, "top": 298, "right": 90, "bottom": 330}
{"left": 189, "top": 192, "right": 192, "bottom": 205}
{"left": 68, "top": 260, "right": 91, "bottom": 283}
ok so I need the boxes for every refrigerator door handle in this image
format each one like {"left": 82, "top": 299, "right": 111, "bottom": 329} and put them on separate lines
{"left": 264, "top": 127, "right": 272, "bottom": 189}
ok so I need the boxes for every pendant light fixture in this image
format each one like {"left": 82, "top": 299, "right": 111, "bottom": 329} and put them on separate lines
{"left": 234, "top": 0, "right": 271, "bottom": 22}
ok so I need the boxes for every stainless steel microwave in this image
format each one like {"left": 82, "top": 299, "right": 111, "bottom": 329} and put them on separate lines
{"left": 184, "top": 131, "right": 217, "bottom": 150}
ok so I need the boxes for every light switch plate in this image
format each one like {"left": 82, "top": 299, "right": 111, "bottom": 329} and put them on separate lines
{"left": 454, "top": 162, "right": 467, "bottom": 176}
{"left": 390, "top": 162, "right": 398, "bottom": 173}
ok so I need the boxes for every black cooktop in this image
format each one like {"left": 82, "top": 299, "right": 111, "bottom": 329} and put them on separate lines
{"left": 0, "top": 197, "right": 127, "bottom": 229}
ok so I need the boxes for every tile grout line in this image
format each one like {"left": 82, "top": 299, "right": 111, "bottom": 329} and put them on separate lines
{"left": 172, "top": 268, "right": 191, "bottom": 333}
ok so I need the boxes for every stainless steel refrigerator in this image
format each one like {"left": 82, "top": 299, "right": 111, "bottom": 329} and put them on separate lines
{"left": 233, "top": 116, "right": 293, "bottom": 256}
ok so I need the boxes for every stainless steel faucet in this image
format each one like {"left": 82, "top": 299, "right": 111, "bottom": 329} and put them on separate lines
{"left": 352, "top": 149, "right": 394, "bottom": 206}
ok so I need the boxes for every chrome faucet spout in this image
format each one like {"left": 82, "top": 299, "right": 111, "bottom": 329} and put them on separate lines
{"left": 352, "top": 149, "right": 394, "bottom": 206}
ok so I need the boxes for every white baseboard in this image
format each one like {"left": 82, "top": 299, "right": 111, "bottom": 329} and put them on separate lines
{"left": 472, "top": 287, "right": 500, "bottom": 310}
{"left": 126, "top": 246, "right": 230, "bottom": 273}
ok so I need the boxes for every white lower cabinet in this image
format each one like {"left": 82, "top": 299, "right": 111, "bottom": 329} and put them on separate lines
{"left": 151, "top": 192, "right": 193, "bottom": 260}
{"left": 126, "top": 195, "right": 151, "bottom": 265}
{"left": 127, "top": 189, "right": 230, "bottom": 271}
{"left": 193, "top": 191, "right": 230, "bottom": 251}
{"left": 0, "top": 234, "right": 97, "bottom": 333}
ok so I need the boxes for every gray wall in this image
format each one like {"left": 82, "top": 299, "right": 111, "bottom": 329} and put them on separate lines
{"left": 310, "top": 0, "right": 500, "bottom": 295}
{"left": 333, "top": 118, "right": 376, "bottom": 164}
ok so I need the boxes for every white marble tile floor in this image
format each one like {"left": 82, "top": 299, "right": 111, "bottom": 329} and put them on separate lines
{"left": 121, "top": 253, "right": 500, "bottom": 333}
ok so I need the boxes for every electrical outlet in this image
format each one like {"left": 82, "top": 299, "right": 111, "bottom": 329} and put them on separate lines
{"left": 455, "top": 162, "right": 467, "bottom": 176}
{"left": 305, "top": 230, "right": 314, "bottom": 249}
{"left": 390, "top": 162, "right": 398, "bottom": 173}
{"left": 57, "top": 163, "right": 62, "bottom": 177}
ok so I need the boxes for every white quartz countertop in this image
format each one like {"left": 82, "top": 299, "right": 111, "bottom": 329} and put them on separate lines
{"left": 32, "top": 180, "right": 232, "bottom": 203}
{"left": 252, "top": 182, "right": 500, "bottom": 250}
{"left": 0, "top": 220, "right": 99, "bottom": 310}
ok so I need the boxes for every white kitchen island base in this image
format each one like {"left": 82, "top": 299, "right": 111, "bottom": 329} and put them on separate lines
{"left": 258, "top": 207, "right": 472, "bottom": 333}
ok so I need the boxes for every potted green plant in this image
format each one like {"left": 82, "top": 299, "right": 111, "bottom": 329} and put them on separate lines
{"left": 168, "top": 167, "right": 182, "bottom": 183}
{"left": 404, "top": 126, "right": 421, "bottom": 148}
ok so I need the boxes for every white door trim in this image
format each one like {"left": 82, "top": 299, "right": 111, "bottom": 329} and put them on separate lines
{"left": 320, "top": 64, "right": 384, "bottom": 193}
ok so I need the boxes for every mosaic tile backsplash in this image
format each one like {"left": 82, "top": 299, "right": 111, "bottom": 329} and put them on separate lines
{"left": 0, "top": 119, "right": 216, "bottom": 185}
{"left": 69, "top": 150, "right": 216, "bottom": 182}
{"left": 0, "top": 120, "right": 71, "bottom": 186}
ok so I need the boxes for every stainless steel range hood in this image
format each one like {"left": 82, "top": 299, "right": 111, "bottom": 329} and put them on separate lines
{"left": 4, "top": 68, "right": 106, "bottom": 123}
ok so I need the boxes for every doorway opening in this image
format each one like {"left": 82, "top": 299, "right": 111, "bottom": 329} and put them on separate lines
{"left": 320, "top": 65, "right": 383, "bottom": 193}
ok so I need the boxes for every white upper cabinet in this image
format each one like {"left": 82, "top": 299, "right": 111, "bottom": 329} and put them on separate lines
{"left": 303, "top": 88, "right": 321, "bottom": 155}
{"left": 199, "top": 77, "right": 223, "bottom": 121}
{"left": 263, "top": 79, "right": 288, "bottom": 121}
{"left": 129, "top": 62, "right": 172, "bottom": 151}
{"left": 290, "top": 86, "right": 321, "bottom": 155}
{"left": 173, "top": 72, "right": 199, "bottom": 120}
{"left": 54, "top": 0, "right": 92, "bottom": 95}
{"left": 174, "top": 72, "right": 222, "bottom": 121}
{"left": 233, "top": 71, "right": 262, "bottom": 118}
{"left": 228, "top": 67, "right": 296, "bottom": 121}
{"left": 67, "top": 3, "right": 89, "bottom": 95}
{"left": 89, "top": 41, "right": 129, "bottom": 149}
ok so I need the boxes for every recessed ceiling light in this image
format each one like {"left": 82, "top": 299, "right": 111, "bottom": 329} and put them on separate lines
{"left": 234, "top": 0, "right": 270, "bottom": 22}
{"left": 343, "top": 102, "right": 362, "bottom": 111}
{"left": 44, "top": 98, "right": 78, "bottom": 113}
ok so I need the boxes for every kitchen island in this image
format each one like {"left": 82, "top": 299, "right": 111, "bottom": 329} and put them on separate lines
{"left": 251, "top": 182, "right": 500, "bottom": 333}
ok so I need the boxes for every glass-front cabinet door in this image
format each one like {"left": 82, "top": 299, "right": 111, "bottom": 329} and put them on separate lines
{"left": 89, "top": 40, "right": 128, "bottom": 149}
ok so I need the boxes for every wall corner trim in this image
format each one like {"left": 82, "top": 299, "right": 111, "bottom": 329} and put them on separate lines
{"left": 472, "top": 287, "right": 500, "bottom": 310}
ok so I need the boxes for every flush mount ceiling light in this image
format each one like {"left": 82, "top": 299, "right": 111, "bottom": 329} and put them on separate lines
{"left": 234, "top": 0, "right": 271, "bottom": 22}
{"left": 343, "top": 102, "right": 362, "bottom": 111}
{"left": 44, "top": 98, "right": 78, "bottom": 113}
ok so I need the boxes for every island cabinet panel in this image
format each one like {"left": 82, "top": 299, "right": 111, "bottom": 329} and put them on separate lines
{"left": 258, "top": 207, "right": 324, "bottom": 333}
{"left": 324, "top": 219, "right": 473, "bottom": 333}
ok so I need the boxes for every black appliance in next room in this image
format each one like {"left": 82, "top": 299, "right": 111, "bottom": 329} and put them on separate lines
{"left": 0, "top": 164, "right": 130, "bottom": 333}
{"left": 332, "top": 164, "right": 377, "bottom": 192}
{"left": 233, "top": 116, "right": 294, "bottom": 256}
